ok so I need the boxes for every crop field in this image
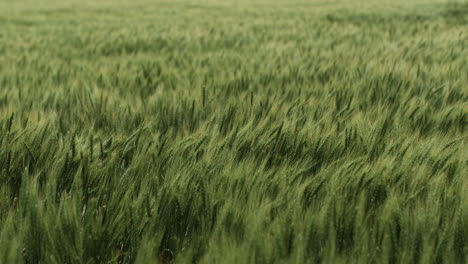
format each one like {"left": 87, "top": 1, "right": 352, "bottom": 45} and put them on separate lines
{"left": 0, "top": 0, "right": 467, "bottom": 263}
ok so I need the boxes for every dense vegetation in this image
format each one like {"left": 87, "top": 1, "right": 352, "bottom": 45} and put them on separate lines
{"left": 0, "top": 0, "right": 467, "bottom": 263}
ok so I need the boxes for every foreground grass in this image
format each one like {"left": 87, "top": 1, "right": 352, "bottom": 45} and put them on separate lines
{"left": 0, "top": 0, "right": 467, "bottom": 263}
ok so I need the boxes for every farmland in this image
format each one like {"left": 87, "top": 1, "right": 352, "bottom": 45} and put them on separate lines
{"left": 0, "top": 0, "right": 467, "bottom": 263}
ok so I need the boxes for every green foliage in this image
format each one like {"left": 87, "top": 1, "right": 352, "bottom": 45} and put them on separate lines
{"left": 0, "top": 0, "right": 467, "bottom": 263}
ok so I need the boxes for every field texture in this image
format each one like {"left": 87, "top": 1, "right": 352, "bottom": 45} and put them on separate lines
{"left": 0, "top": 0, "right": 467, "bottom": 263}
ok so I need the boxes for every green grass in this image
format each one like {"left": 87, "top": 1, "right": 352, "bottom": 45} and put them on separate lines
{"left": 0, "top": 0, "right": 467, "bottom": 263}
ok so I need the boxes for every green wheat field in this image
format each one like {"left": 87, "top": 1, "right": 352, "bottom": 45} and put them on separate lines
{"left": 0, "top": 0, "right": 467, "bottom": 263}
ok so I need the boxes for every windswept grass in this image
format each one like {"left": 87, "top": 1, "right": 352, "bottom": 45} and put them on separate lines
{"left": 0, "top": 0, "right": 467, "bottom": 263}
